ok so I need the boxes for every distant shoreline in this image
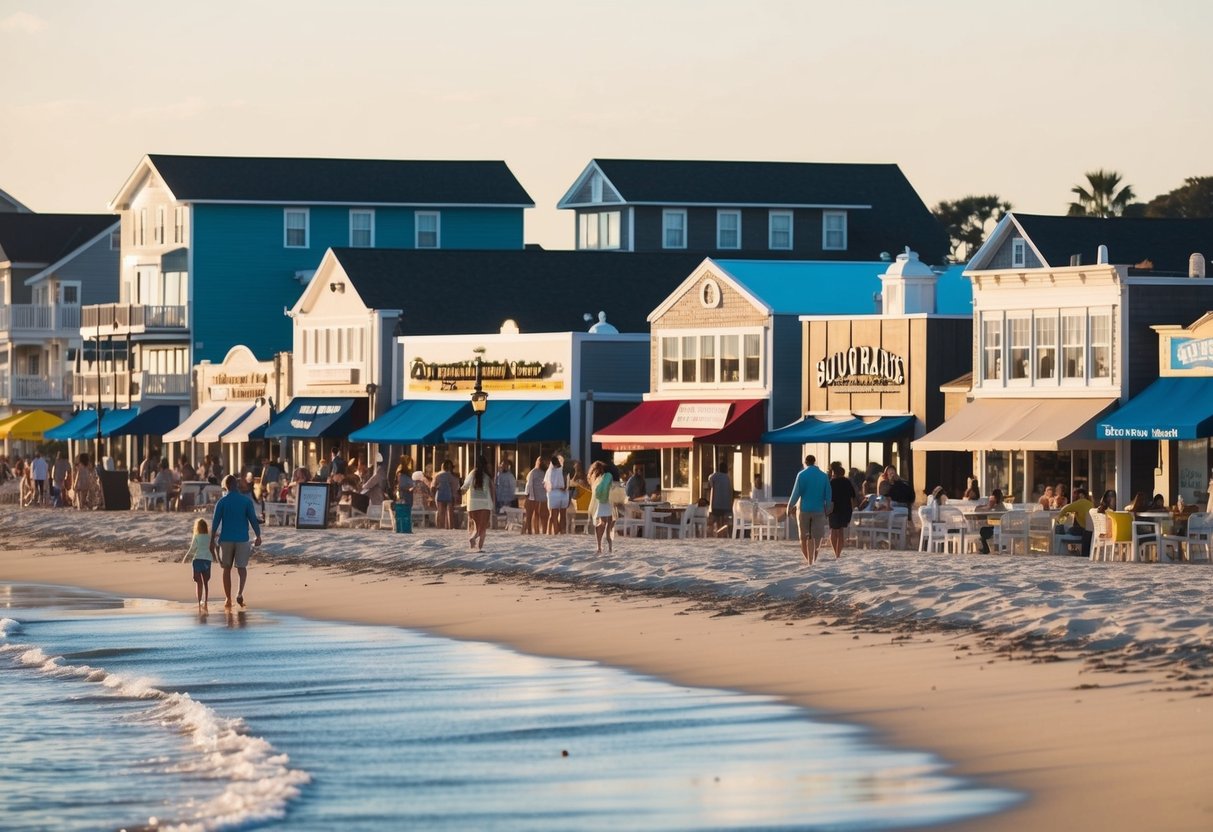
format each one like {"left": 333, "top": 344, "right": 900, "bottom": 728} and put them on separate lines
{"left": 2, "top": 507, "right": 1212, "bottom": 830}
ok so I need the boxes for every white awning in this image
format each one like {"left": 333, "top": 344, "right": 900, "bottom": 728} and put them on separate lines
{"left": 912, "top": 398, "right": 1117, "bottom": 452}
{"left": 194, "top": 405, "right": 256, "bottom": 444}
{"left": 221, "top": 404, "right": 272, "bottom": 444}
{"left": 161, "top": 405, "right": 225, "bottom": 443}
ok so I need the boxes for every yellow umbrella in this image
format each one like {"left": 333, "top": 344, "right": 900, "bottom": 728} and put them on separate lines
{"left": 0, "top": 410, "right": 65, "bottom": 441}
{"left": 0, "top": 412, "right": 25, "bottom": 434}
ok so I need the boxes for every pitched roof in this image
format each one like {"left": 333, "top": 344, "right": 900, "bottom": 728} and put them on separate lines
{"left": 1011, "top": 213, "right": 1213, "bottom": 274}
{"left": 586, "top": 159, "right": 915, "bottom": 206}
{"left": 329, "top": 249, "right": 706, "bottom": 334}
{"left": 144, "top": 155, "right": 534, "bottom": 206}
{"left": 714, "top": 260, "right": 972, "bottom": 316}
{"left": 0, "top": 213, "right": 117, "bottom": 265}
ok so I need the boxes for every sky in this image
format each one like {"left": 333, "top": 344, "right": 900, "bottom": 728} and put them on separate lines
{"left": 2, "top": 0, "right": 1211, "bottom": 251}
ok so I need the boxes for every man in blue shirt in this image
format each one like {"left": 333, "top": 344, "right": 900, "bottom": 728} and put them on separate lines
{"left": 211, "top": 474, "right": 263, "bottom": 609}
{"left": 787, "top": 455, "right": 832, "bottom": 565}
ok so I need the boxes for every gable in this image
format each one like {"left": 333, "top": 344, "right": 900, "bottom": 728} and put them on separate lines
{"left": 651, "top": 267, "right": 769, "bottom": 330}
{"left": 558, "top": 162, "right": 625, "bottom": 208}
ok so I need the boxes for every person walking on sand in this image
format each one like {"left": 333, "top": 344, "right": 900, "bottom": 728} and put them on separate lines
{"left": 432, "top": 459, "right": 460, "bottom": 529}
{"left": 183, "top": 517, "right": 216, "bottom": 608}
{"left": 544, "top": 453, "right": 569, "bottom": 534}
{"left": 523, "top": 456, "right": 549, "bottom": 535}
{"left": 588, "top": 461, "right": 616, "bottom": 553}
{"left": 827, "top": 461, "right": 857, "bottom": 559}
{"left": 787, "top": 455, "right": 832, "bottom": 566}
{"left": 30, "top": 451, "right": 48, "bottom": 506}
{"left": 461, "top": 455, "right": 495, "bottom": 551}
{"left": 707, "top": 461, "right": 734, "bottom": 537}
{"left": 211, "top": 474, "right": 262, "bottom": 609}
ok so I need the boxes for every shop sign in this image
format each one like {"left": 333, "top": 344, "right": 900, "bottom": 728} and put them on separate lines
{"left": 309, "top": 367, "right": 356, "bottom": 385}
{"left": 1097, "top": 424, "right": 1180, "bottom": 440}
{"left": 816, "top": 346, "right": 905, "bottom": 391}
{"left": 407, "top": 357, "right": 564, "bottom": 392}
{"left": 289, "top": 402, "right": 345, "bottom": 432}
{"left": 1171, "top": 337, "right": 1213, "bottom": 371}
{"left": 670, "top": 402, "right": 730, "bottom": 430}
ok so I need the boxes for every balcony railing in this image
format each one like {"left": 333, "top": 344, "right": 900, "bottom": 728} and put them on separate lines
{"left": 81, "top": 304, "right": 187, "bottom": 332}
{"left": 141, "top": 372, "right": 190, "bottom": 397}
{"left": 73, "top": 370, "right": 189, "bottom": 402}
{"left": 0, "top": 304, "right": 81, "bottom": 334}
{"left": 12, "top": 373, "right": 73, "bottom": 403}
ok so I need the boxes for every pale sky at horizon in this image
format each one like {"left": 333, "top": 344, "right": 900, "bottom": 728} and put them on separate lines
{"left": 2, "top": 0, "right": 1210, "bottom": 254}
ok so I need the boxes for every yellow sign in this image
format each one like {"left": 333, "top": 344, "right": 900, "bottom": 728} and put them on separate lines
{"left": 407, "top": 378, "right": 565, "bottom": 393}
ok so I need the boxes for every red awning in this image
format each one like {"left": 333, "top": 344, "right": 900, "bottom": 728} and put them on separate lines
{"left": 592, "top": 399, "right": 766, "bottom": 451}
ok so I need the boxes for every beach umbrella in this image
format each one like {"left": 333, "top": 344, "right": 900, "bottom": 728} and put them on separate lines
{"left": 0, "top": 410, "right": 65, "bottom": 442}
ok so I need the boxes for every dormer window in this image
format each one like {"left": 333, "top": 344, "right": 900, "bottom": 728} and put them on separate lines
{"left": 590, "top": 173, "right": 603, "bottom": 203}
{"left": 1011, "top": 238, "right": 1026, "bottom": 268}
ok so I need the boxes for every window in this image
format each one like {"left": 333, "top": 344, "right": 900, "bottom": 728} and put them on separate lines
{"left": 58, "top": 283, "right": 80, "bottom": 305}
{"left": 717, "top": 210, "right": 740, "bottom": 249}
{"left": 768, "top": 211, "right": 792, "bottom": 250}
{"left": 661, "top": 447, "right": 690, "bottom": 489}
{"left": 822, "top": 211, "right": 847, "bottom": 250}
{"left": 590, "top": 172, "right": 603, "bottom": 203}
{"left": 109, "top": 228, "right": 121, "bottom": 250}
{"left": 1011, "top": 238, "right": 1027, "bottom": 268}
{"left": 284, "top": 209, "right": 309, "bottom": 248}
{"left": 155, "top": 206, "right": 165, "bottom": 243}
{"left": 982, "top": 317, "right": 1002, "bottom": 381}
{"left": 1090, "top": 312, "right": 1111, "bottom": 379}
{"left": 1008, "top": 315, "right": 1030, "bottom": 380}
{"left": 661, "top": 337, "right": 678, "bottom": 383}
{"left": 350, "top": 210, "right": 375, "bottom": 247}
{"left": 578, "top": 211, "right": 620, "bottom": 250}
{"left": 699, "top": 335, "right": 716, "bottom": 383}
{"left": 138, "top": 208, "right": 147, "bottom": 246}
{"left": 680, "top": 336, "right": 697, "bottom": 383}
{"left": 1061, "top": 312, "right": 1085, "bottom": 379}
{"left": 662, "top": 209, "right": 687, "bottom": 249}
{"left": 415, "top": 211, "right": 440, "bottom": 248}
{"left": 174, "top": 207, "right": 185, "bottom": 243}
{"left": 720, "top": 335, "right": 740, "bottom": 382}
{"left": 1035, "top": 313, "right": 1056, "bottom": 380}
{"left": 743, "top": 333, "right": 762, "bottom": 382}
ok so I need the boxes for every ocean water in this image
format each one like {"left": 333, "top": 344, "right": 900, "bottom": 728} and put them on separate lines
{"left": 0, "top": 583, "right": 1018, "bottom": 831}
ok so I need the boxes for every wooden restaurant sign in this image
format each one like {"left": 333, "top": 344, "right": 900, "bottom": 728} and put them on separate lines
{"left": 816, "top": 346, "right": 905, "bottom": 392}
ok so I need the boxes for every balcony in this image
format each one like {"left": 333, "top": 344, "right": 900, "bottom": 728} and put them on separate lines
{"left": 74, "top": 370, "right": 189, "bottom": 403}
{"left": 0, "top": 304, "right": 81, "bottom": 336}
{"left": 81, "top": 303, "right": 187, "bottom": 335}
{"left": 0, "top": 371, "right": 74, "bottom": 405}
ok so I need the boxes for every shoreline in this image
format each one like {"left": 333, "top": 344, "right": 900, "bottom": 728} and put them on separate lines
{"left": 2, "top": 512, "right": 1212, "bottom": 830}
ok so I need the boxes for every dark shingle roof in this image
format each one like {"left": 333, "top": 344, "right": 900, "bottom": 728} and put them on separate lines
{"left": 147, "top": 155, "right": 534, "bottom": 206}
{"left": 1015, "top": 213, "right": 1213, "bottom": 273}
{"left": 0, "top": 213, "right": 117, "bottom": 265}
{"left": 330, "top": 249, "right": 706, "bottom": 334}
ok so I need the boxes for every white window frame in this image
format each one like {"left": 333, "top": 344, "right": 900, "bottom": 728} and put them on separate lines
{"left": 1011, "top": 238, "right": 1027, "bottom": 268}
{"left": 980, "top": 313, "right": 1003, "bottom": 385}
{"left": 57, "top": 281, "right": 81, "bottom": 306}
{"left": 1088, "top": 308, "right": 1114, "bottom": 383}
{"left": 716, "top": 209, "right": 741, "bottom": 250}
{"left": 656, "top": 326, "right": 766, "bottom": 390}
{"left": 138, "top": 208, "right": 147, "bottom": 246}
{"left": 1060, "top": 309, "right": 1086, "bottom": 385}
{"left": 155, "top": 206, "right": 166, "bottom": 244}
{"left": 284, "top": 208, "right": 310, "bottom": 249}
{"left": 174, "top": 206, "right": 185, "bottom": 244}
{"left": 1033, "top": 311, "right": 1058, "bottom": 385}
{"left": 349, "top": 209, "right": 375, "bottom": 248}
{"left": 415, "top": 211, "right": 441, "bottom": 249}
{"left": 768, "top": 210, "right": 793, "bottom": 250}
{"left": 1006, "top": 313, "right": 1032, "bottom": 385}
{"left": 822, "top": 210, "right": 847, "bottom": 250}
{"left": 662, "top": 209, "right": 687, "bottom": 250}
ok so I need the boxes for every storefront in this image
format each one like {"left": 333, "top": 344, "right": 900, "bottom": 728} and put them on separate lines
{"left": 1097, "top": 312, "right": 1213, "bottom": 505}
{"left": 592, "top": 254, "right": 973, "bottom": 502}
{"left": 161, "top": 345, "right": 287, "bottom": 475}
{"left": 351, "top": 327, "right": 649, "bottom": 476}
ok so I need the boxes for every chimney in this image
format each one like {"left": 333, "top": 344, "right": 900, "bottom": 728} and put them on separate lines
{"left": 1097, "top": 245, "right": 1109, "bottom": 264}
{"left": 1069, "top": 254, "right": 1082, "bottom": 266}
{"left": 1190, "top": 253, "right": 1206, "bottom": 278}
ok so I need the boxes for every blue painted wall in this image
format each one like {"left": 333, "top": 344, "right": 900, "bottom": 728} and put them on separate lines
{"left": 190, "top": 204, "right": 524, "bottom": 362}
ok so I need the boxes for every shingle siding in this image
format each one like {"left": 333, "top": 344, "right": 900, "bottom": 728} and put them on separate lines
{"left": 57, "top": 233, "right": 120, "bottom": 306}
{"left": 985, "top": 234, "right": 1044, "bottom": 270}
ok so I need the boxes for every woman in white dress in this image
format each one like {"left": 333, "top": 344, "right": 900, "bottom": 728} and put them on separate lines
{"left": 543, "top": 453, "right": 569, "bottom": 534}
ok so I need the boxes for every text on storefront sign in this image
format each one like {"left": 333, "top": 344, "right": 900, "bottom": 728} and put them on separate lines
{"left": 816, "top": 347, "right": 906, "bottom": 388}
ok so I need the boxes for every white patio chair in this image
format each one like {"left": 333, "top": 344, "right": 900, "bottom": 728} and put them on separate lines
{"left": 732, "top": 499, "right": 757, "bottom": 539}
{"left": 1089, "top": 509, "right": 1129, "bottom": 562}
{"left": 994, "top": 510, "right": 1031, "bottom": 555}
{"left": 652, "top": 506, "right": 695, "bottom": 539}
{"left": 379, "top": 501, "right": 396, "bottom": 530}
{"left": 1186, "top": 512, "right": 1213, "bottom": 563}
{"left": 752, "top": 504, "right": 787, "bottom": 541}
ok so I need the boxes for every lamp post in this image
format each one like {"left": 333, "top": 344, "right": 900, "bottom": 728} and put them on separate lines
{"left": 365, "top": 382, "right": 378, "bottom": 472}
{"left": 470, "top": 354, "right": 488, "bottom": 466}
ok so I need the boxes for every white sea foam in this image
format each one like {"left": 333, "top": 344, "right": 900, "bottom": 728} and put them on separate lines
{"left": 1, "top": 618, "right": 310, "bottom": 831}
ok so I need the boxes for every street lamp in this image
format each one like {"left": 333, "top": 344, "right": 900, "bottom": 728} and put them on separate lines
{"left": 364, "top": 382, "right": 379, "bottom": 472}
{"left": 470, "top": 355, "right": 488, "bottom": 465}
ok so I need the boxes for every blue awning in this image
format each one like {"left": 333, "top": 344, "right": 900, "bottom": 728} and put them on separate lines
{"left": 264, "top": 397, "right": 360, "bottom": 439}
{"left": 443, "top": 400, "right": 569, "bottom": 443}
{"left": 762, "top": 415, "right": 916, "bottom": 445}
{"left": 1097, "top": 377, "right": 1213, "bottom": 440}
{"left": 100, "top": 405, "right": 183, "bottom": 438}
{"left": 349, "top": 399, "right": 472, "bottom": 445}
{"left": 45, "top": 409, "right": 106, "bottom": 441}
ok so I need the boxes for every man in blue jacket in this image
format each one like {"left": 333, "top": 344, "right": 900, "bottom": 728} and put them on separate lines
{"left": 211, "top": 474, "right": 262, "bottom": 608}
{"left": 787, "top": 455, "right": 832, "bottom": 566}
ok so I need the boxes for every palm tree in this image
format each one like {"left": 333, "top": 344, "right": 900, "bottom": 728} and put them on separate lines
{"left": 1068, "top": 169, "right": 1137, "bottom": 217}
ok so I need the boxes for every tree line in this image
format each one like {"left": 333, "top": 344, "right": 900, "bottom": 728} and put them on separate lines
{"left": 933, "top": 172, "right": 1213, "bottom": 261}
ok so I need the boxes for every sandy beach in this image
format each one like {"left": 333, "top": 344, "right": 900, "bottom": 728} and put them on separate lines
{"left": 2, "top": 506, "right": 1212, "bottom": 831}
